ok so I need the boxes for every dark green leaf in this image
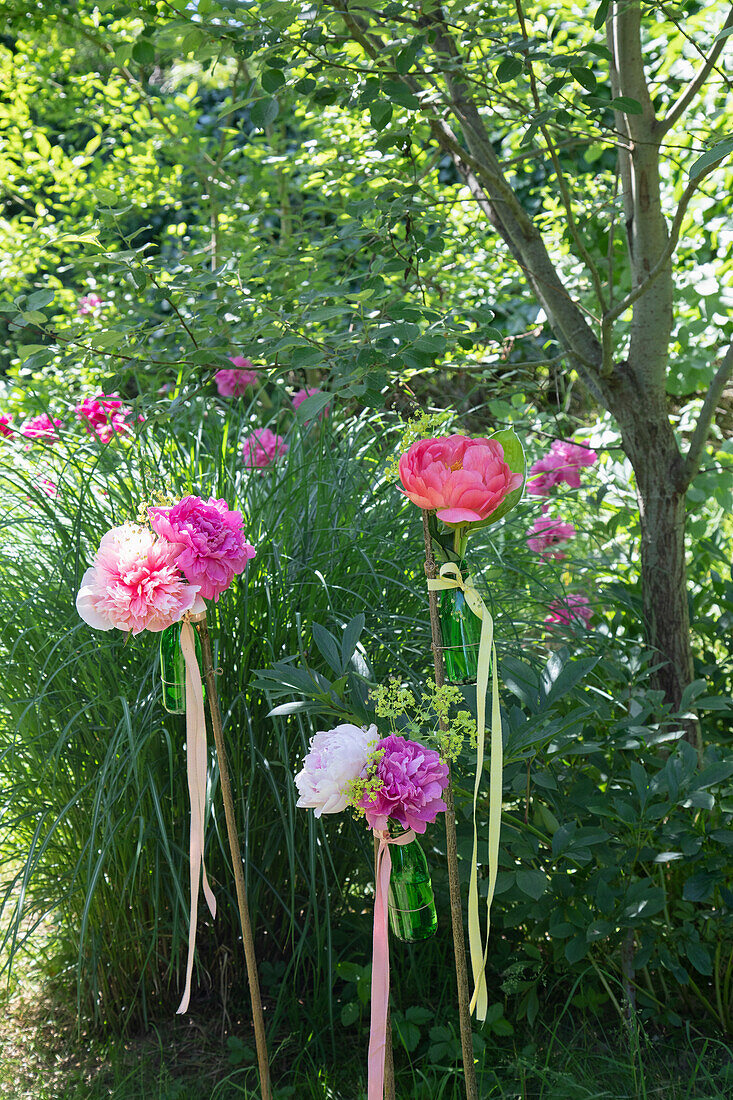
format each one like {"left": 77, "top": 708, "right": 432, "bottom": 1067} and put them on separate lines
{"left": 609, "top": 96, "right": 644, "bottom": 115}
{"left": 370, "top": 101, "right": 393, "bottom": 131}
{"left": 497, "top": 57, "right": 523, "bottom": 83}
{"left": 251, "top": 96, "right": 280, "bottom": 128}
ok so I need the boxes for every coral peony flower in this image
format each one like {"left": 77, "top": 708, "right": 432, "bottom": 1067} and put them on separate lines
{"left": 398, "top": 434, "right": 523, "bottom": 526}
{"left": 77, "top": 293, "right": 104, "bottom": 316}
{"left": 0, "top": 414, "right": 13, "bottom": 437}
{"left": 527, "top": 515, "right": 576, "bottom": 558}
{"left": 527, "top": 440, "right": 597, "bottom": 496}
{"left": 148, "top": 495, "right": 256, "bottom": 602}
{"left": 242, "top": 427, "right": 289, "bottom": 468}
{"left": 76, "top": 524, "right": 202, "bottom": 635}
{"left": 545, "top": 594, "right": 592, "bottom": 628}
{"left": 358, "top": 734, "right": 449, "bottom": 834}
{"left": 291, "top": 387, "right": 329, "bottom": 422}
{"left": 75, "top": 393, "right": 137, "bottom": 443}
{"left": 295, "top": 723, "right": 378, "bottom": 817}
{"left": 215, "top": 361, "right": 259, "bottom": 396}
{"left": 21, "top": 414, "right": 63, "bottom": 445}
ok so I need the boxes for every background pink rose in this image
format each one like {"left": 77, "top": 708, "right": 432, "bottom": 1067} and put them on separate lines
{"left": 21, "top": 415, "right": 63, "bottom": 445}
{"left": 242, "top": 427, "right": 289, "bottom": 468}
{"left": 545, "top": 594, "right": 592, "bottom": 627}
{"left": 75, "top": 394, "right": 137, "bottom": 443}
{"left": 215, "top": 362, "right": 259, "bottom": 396}
{"left": 527, "top": 515, "right": 576, "bottom": 558}
{"left": 528, "top": 440, "right": 597, "bottom": 496}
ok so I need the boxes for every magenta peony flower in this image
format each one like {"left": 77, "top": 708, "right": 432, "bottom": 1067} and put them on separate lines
{"left": 21, "top": 414, "right": 63, "bottom": 445}
{"left": 148, "top": 495, "right": 256, "bottom": 602}
{"left": 291, "top": 387, "right": 329, "bottom": 422}
{"left": 0, "top": 414, "right": 13, "bottom": 437}
{"left": 242, "top": 427, "right": 289, "bottom": 468}
{"left": 358, "top": 734, "right": 449, "bottom": 834}
{"left": 527, "top": 515, "right": 576, "bottom": 558}
{"left": 398, "top": 434, "right": 523, "bottom": 526}
{"left": 295, "top": 724, "right": 378, "bottom": 817}
{"left": 76, "top": 524, "right": 203, "bottom": 635}
{"left": 527, "top": 440, "right": 597, "bottom": 496}
{"left": 75, "top": 393, "right": 137, "bottom": 443}
{"left": 215, "top": 361, "right": 259, "bottom": 396}
{"left": 545, "top": 594, "right": 592, "bottom": 628}
{"left": 77, "top": 293, "right": 104, "bottom": 316}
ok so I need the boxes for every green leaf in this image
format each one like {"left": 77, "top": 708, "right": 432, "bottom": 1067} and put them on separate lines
{"left": 689, "top": 138, "right": 733, "bottom": 181}
{"left": 295, "top": 391, "right": 331, "bottom": 423}
{"left": 312, "top": 624, "right": 342, "bottom": 675}
{"left": 26, "top": 289, "right": 55, "bottom": 311}
{"left": 571, "top": 67, "right": 597, "bottom": 92}
{"left": 370, "top": 101, "right": 393, "bottom": 131}
{"left": 609, "top": 96, "right": 644, "bottom": 115}
{"left": 340, "top": 614, "right": 365, "bottom": 670}
{"left": 251, "top": 96, "right": 279, "bottom": 128}
{"left": 132, "top": 38, "right": 155, "bottom": 65}
{"left": 497, "top": 57, "right": 522, "bottom": 83}
{"left": 593, "top": 0, "right": 611, "bottom": 29}
{"left": 516, "top": 869, "right": 548, "bottom": 900}
{"left": 262, "top": 68, "right": 286, "bottom": 93}
{"left": 685, "top": 942, "right": 713, "bottom": 976}
{"left": 565, "top": 935, "right": 589, "bottom": 964}
{"left": 340, "top": 1002, "right": 359, "bottom": 1026}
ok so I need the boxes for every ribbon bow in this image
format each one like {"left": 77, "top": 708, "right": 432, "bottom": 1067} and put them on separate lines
{"left": 176, "top": 618, "right": 217, "bottom": 1015}
{"left": 427, "top": 562, "right": 502, "bottom": 1022}
{"left": 368, "top": 827, "right": 416, "bottom": 1100}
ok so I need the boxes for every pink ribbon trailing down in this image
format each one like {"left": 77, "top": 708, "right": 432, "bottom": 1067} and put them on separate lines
{"left": 176, "top": 619, "right": 216, "bottom": 1015}
{"left": 368, "top": 826, "right": 415, "bottom": 1100}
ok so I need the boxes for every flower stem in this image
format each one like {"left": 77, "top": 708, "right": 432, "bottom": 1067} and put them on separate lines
{"left": 196, "top": 616, "right": 272, "bottom": 1100}
{"left": 422, "top": 511, "right": 478, "bottom": 1100}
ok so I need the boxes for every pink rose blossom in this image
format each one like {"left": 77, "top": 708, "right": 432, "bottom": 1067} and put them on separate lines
{"left": 295, "top": 724, "right": 378, "bottom": 817}
{"left": 39, "top": 478, "right": 57, "bottom": 498}
{"left": 242, "top": 427, "right": 289, "bottom": 468}
{"left": 215, "top": 361, "right": 259, "bottom": 396}
{"left": 527, "top": 440, "right": 597, "bottom": 496}
{"left": 148, "top": 495, "right": 256, "bottom": 602}
{"left": 358, "top": 734, "right": 449, "bottom": 834}
{"left": 291, "top": 387, "right": 329, "bottom": 422}
{"left": 21, "top": 415, "right": 63, "bottom": 445}
{"left": 75, "top": 394, "right": 138, "bottom": 443}
{"left": 527, "top": 515, "right": 576, "bottom": 558}
{"left": 545, "top": 594, "right": 592, "bottom": 628}
{"left": 76, "top": 524, "right": 202, "bottom": 635}
{"left": 0, "top": 415, "right": 13, "bottom": 438}
{"left": 77, "top": 293, "right": 104, "bottom": 316}
{"left": 398, "top": 434, "right": 523, "bottom": 526}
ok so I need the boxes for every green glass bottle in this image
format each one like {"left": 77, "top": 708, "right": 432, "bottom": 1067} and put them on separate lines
{"left": 388, "top": 834, "right": 438, "bottom": 943}
{"left": 439, "top": 583, "right": 481, "bottom": 683}
{"left": 160, "top": 622, "right": 204, "bottom": 714}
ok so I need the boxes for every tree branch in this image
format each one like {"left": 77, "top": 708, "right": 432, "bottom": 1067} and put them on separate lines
{"left": 659, "top": 5, "right": 733, "bottom": 135}
{"left": 681, "top": 343, "right": 733, "bottom": 487}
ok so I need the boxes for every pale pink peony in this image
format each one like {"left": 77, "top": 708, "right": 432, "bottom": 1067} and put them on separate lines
{"left": 545, "top": 594, "right": 592, "bottom": 628}
{"left": 75, "top": 394, "right": 138, "bottom": 443}
{"left": 21, "top": 415, "right": 63, "bottom": 445}
{"left": 398, "top": 434, "right": 523, "bottom": 526}
{"left": 148, "top": 495, "right": 256, "bottom": 602}
{"left": 358, "top": 734, "right": 449, "bottom": 834}
{"left": 215, "top": 360, "right": 259, "bottom": 396}
{"left": 527, "top": 440, "right": 597, "bottom": 497}
{"left": 527, "top": 515, "right": 576, "bottom": 558}
{"left": 76, "top": 524, "right": 202, "bottom": 635}
{"left": 242, "top": 427, "right": 289, "bottom": 468}
{"left": 0, "top": 414, "right": 13, "bottom": 438}
{"left": 291, "top": 387, "right": 329, "bottom": 422}
{"left": 77, "top": 293, "right": 104, "bottom": 316}
{"left": 295, "top": 723, "right": 378, "bottom": 817}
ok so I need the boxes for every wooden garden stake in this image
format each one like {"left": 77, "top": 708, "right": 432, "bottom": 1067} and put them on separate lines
{"left": 422, "top": 511, "right": 479, "bottom": 1100}
{"left": 196, "top": 616, "right": 272, "bottom": 1100}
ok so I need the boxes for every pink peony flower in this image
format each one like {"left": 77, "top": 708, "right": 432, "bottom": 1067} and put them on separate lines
{"left": 0, "top": 414, "right": 13, "bottom": 437}
{"left": 215, "top": 361, "right": 259, "bottom": 396}
{"left": 295, "top": 724, "right": 378, "bottom": 817}
{"left": 527, "top": 515, "right": 576, "bottom": 558}
{"left": 291, "top": 387, "right": 330, "bottom": 422}
{"left": 527, "top": 440, "right": 597, "bottom": 496}
{"left": 77, "top": 293, "right": 104, "bottom": 316}
{"left": 21, "top": 415, "right": 63, "bottom": 445}
{"left": 242, "top": 427, "right": 289, "bottom": 468}
{"left": 76, "top": 524, "right": 202, "bottom": 635}
{"left": 398, "top": 434, "right": 523, "bottom": 526}
{"left": 75, "top": 393, "right": 138, "bottom": 443}
{"left": 545, "top": 594, "right": 592, "bottom": 628}
{"left": 358, "top": 734, "right": 449, "bottom": 834}
{"left": 148, "top": 496, "right": 256, "bottom": 602}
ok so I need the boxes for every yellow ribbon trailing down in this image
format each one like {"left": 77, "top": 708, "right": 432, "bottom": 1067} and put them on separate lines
{"left": 427, "top": 562, "right": 502, "bottom": 1022}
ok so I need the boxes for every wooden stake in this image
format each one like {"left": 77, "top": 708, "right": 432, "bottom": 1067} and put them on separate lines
{"left": 422, "top": 512, "right": 479, "bottom": 1100}
{"left": 196, "top": 617, "right": 272, "bottom": 1100}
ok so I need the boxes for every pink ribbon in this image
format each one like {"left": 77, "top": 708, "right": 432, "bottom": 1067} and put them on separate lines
{"left": 368, "top": 827, "right": 416, "bottom": 1100}
{"left": 176, "top": 619, "right": 217, "bottom": 1015}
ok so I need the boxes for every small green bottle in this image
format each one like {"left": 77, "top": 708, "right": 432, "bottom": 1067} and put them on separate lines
{"left": 388, "top": 834, "right": 438, "bottom": 943}
{"left": 159, "top": 622, "right": 204, "bottom": 714}
{"left": 439, "top": 583, "right": 482, "bottom": 683}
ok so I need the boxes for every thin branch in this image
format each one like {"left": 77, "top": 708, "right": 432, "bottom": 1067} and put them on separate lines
{"left": 658, "top": 4, "right": 733, "bottom": 134}
{"left": 682, "top": 343, "right": 733, "bottom": 486}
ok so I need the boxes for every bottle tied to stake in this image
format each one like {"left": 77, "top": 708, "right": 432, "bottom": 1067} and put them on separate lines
{"left": 387, "top": 827, "right": 438, "bottom": 943}
{"left": 160, "top": 620, "right": 205, "bottom": 714}
{"left": 439, "top": 578, "right": 481, "bottom": 684}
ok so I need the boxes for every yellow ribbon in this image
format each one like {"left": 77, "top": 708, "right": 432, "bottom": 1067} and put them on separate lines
{"left": 427, "top": 562, "right": 502, "bottom": 1022}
